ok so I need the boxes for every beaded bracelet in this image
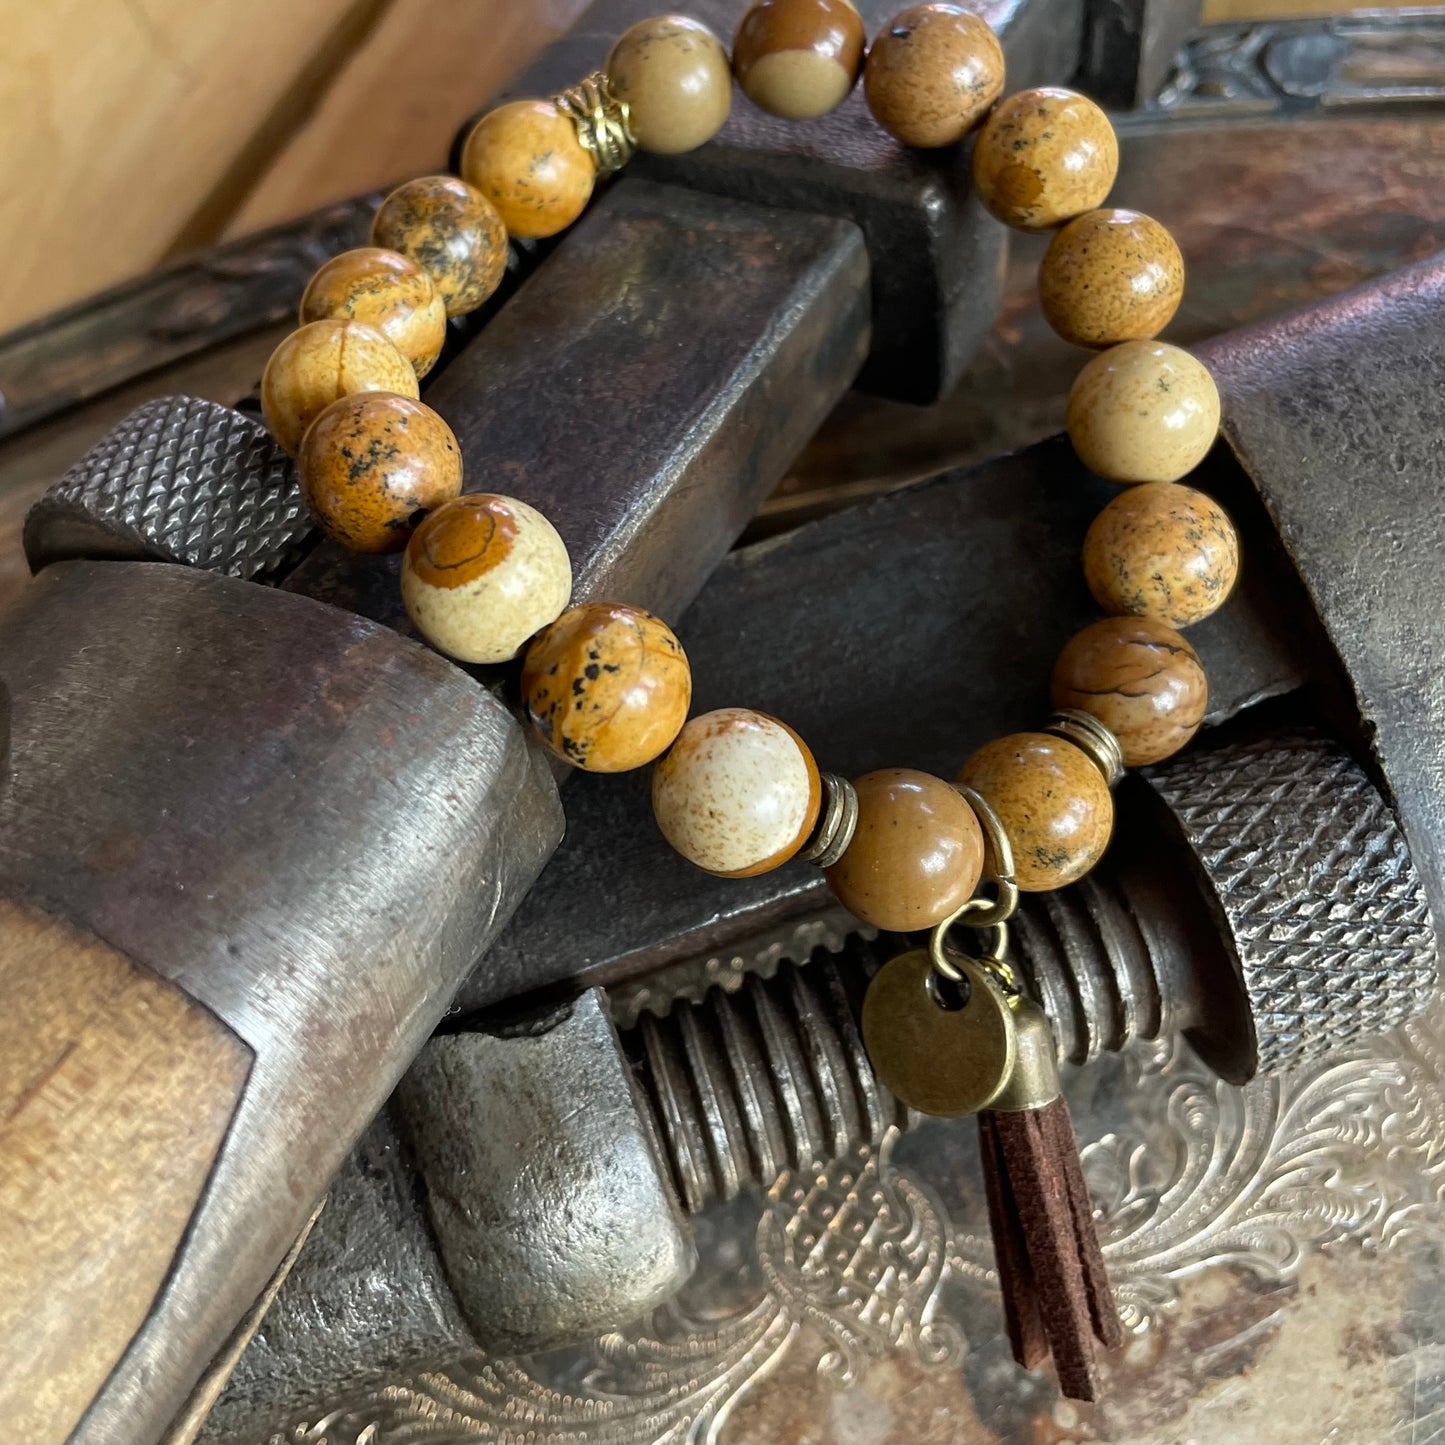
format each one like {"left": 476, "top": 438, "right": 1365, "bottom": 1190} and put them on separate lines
{"left": 257, "top": 0, "right": 1240, "bottom": 1397}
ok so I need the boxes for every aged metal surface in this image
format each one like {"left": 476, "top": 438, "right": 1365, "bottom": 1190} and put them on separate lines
{"left": 1075, "top": 0, "right": 1201, "bottom": 108}
{"left": 0, "top": 560, "right": 562, "bottom": 1445}
{"left": 221, "top": 996, "right": 1444, "bottom": 1445}
{"left": 398, "top": 991, "right": 695, "bottom": 1355}
{"left": 283, "top": 180, "right": 870, "bottom": 631}
{"left": 1198, "top": 255, "right": 1445, "bottom": 959}
{"left": 486, "top": 0, "right": 1081, "bottom": 404}
{"left": 24, "top": 395, "right": 312, "bottom": 580}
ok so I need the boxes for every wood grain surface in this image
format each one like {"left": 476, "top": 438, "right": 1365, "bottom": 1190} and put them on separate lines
{"left": 0, "top": 900, "right": 251, "bottom": 1444}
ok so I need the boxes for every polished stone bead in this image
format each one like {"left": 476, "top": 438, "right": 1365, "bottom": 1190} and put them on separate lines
{"left": 733, "top": 0, "right": 865, "bottom": 120}
{"left": 401, "top": 494, "right": 572, "bottom": 664}
{"left": 1051, "top": 617, "right": 1207, "bottom": 767}
{"left": 1039, "top": 208, "right": 1184, "bottom": 349}
{"left": 957, "top": 732, "right": 1113, "bottom": 891}
{"left": 652, "top": 708, "right": 821, "bottom": 876}
{"left": 461, "top": 100, "right": 596, "bottom": 240}
{"left": 1068, "top": 340, "right": 1220, "bottom": 484}
{"left": 300, "top": 246, "right": 447, "bottom": 379}
{"left": 297, "top": 392, "right": 462, "bottom": 554}
{"left": 523, "top": 601, "right": 692, "bottom": 772}
{"left": 864, "top": 3, "right": 1004, "bottom": 148}
{"left": 825, "top": 768, "right": 984, "bottom": 931}
{"left": 1084, "top": 481, "right": 1240, "bottom": 628}
{"left": 971, "top": 87, "right": 1117, "bottom": 230}
{"left": 260, "top": 319, "right": 417, "bottom": 456}
{"left": 607, "top": 15, "right": 732, "bottom": 154}
{"left": 371, "top": 176, "right": 507, "bottom": 317}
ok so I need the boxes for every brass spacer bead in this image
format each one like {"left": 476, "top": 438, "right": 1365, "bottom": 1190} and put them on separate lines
{"left": 799, "top": 772, "right": 858, "bottom": 869}
{"left": 1045, "top": 708, "right": 1126, "bottom": 787}
{"left": 552, "top": 71, "right": 637, "bottom": 174}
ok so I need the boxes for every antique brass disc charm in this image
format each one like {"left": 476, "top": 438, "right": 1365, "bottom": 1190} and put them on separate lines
{"left": 861, "top": 947, "right": 1017, "bottom": 1117}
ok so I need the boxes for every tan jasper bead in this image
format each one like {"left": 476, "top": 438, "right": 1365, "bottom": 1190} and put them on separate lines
{"left": 865, "top": 4, "right": 1005, "bottom": 148}
{"left": 371, "top": 175, "right": 508, "bottom": 317}
{"left": 653, "top": 708, "right": 822, "bottom": 877}
{"left": 1068, "top": 340, "right": 1221, "bottom": 484}
{"left": 826, "top": 769, "right": 985, "bottom": 932}
{"left": 733, "top": 0, "right": 866, "bottom": 120}
{"left": 297, "top": 393, "right": 462, "bottom": 554}
{"left": 461, "top": 100, "right": 595, "bottom": 240}
{"left": 1039, "top": 209, "right": 1184, "bottom": 349}
{"left": 971, "top": 87, "right": 1118, "bottom": 230}
{"left": 607, "top": 15, "right": 732, "bottom": 154}
{"left": 401, "top": 494, "right": 572, "bottom": 664}
{"left": 957, "top": 733, "right": 1113, "bottom": 891}
{"left": 261, "top": 320, "right": 418, "bottom": 456}
{"left": 523, "top": 602, "right": 692, "bottom": 772}
{"left": 1052, "top": 617, "right": 1208, "bottom": 767}
{"left": 1084, "top": 481, "right": 1240, "bottom": 628}
{"left": 300, "top": 247, "right": 447, "bottom": 379}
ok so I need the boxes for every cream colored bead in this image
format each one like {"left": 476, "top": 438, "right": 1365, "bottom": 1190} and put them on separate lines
{"left": 400, "top": 494, "right": 572, "bottom": 664}
{"left": 652, "top": 708, "right": 822, "bottom": 877}
{"left": 606, "top": 15, "right": 732, "bottom": 154}
{"left": 1068, "top": 341, "right": 1221, "bottom": 484}
{"left": 261, "top": 319, "right": 418, "bottom": 456}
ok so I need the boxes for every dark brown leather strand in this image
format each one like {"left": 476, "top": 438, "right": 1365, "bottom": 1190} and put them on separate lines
{"left": 979, "top": 1097, "right": 1120, "bottom": 1402}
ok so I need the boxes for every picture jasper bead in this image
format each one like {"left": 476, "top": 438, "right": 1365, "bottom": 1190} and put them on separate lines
{"left": 1068, "top": 341, "right": 1220, "bottom": 484}
{"left": 1051, "top": 617, "right": 1207, "bottom": 767}
{"left": 1084, "top": 481, "right": 1240, "bottom": 628}
{"left": 652, "top": 708, "right": 821, "bottom": 877}
{"left": 1039, "top": 209, "right": 1185, "bottom": 349}
{"left": 971, "top": 87, "right": 1117, "bottom": 230}
{"left": 864, "top": 4, "right": 1005, "bottom": 148}
{"left": 371, "top": 175, "right": 508, "bottom": 317}
{"left": 733, "top": 0, "right": 865, "bottom": 120}
{"left": 461, "top": 100, "right": 595, "bottom": 240}
{"left": 401, "top": 494, "right": 572, "bottom": 664}
{"left": 825, "top": 769, "right": 984, "bottom": 932}
{"left": 607, "top": 15, "right": 732, "bottom": 154}
{"left": 300, "top": 247, "right": 447, "bottom": 379}
{"left": 297, "top": 392, "right": 462, "bottom": 554}
{"left": 261, "top": 319, "right": 418, "bottom": 456}
{"left": 957, "top": 733, "right": 1113, "bottom": 891}
{"left": 523, "top": 602, "right": 691, "bottom": 772}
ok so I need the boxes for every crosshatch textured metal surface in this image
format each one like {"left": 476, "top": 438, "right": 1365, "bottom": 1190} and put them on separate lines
{"left": 238, "top": 998, "right": 1444, "bottom": 1445}
{"left": 23, "top": 394, "right": 313, "bottom": 580}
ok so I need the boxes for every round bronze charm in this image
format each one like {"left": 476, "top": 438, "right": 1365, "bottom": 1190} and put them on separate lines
{"left": 861, "top": 947, "right": 1017, "bottom": 1117}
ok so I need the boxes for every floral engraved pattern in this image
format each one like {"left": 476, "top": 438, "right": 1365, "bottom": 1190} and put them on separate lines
{"left": 266, "top": 998, "right": 1442, "bottom": 1445}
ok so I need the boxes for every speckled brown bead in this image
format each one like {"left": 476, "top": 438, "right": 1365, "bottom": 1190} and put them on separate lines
{"left": 460, "top": 100, "right": 596, "bottom": 240}
{"left": 1084, "top": 481, "right": 1240, "bottom": 629}
{"left": 1067, "top": 341, "right": 1221, "bottom": 484}
{"left": 733, "top": 0, "right": 866, "bottom": 120}
{"left": 1051, "top": 617, "right": 1208, "bottom": 767}
{"left": 826, "top": 768, "right": 985, "bottom": 931}
{"left": 957, "top": 733, "right": 1113, "bottom": 891}
{"left": 297, "top": 392, "right": 462, "bottom": 554}
{"left": 371, "top": 175, "right": 508, "bottom": 318}
{"left": 300, "top": 247, "right": 447, "bottom": 379}
{"left": 523, "top": 602, "right": 692, "bottom": 772}
{"left": 865, "top": 4, "right": 1004, "bottom": 149}
{"left": 971, "top": 87, "right": 1117, "bottom": 230}
{"left": 260, "top": 319, "right": 418, "bottom": 456}
{"left": 1039, "top": 208, "right": 1185, "bottom": 349}
{"left": 607, "top": 15, "right": 732, "bottom": 154}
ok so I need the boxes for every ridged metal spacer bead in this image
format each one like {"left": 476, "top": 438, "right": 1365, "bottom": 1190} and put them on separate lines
{"left": 552, "top": 72, "right": 637, "bottom": 173}
{"left": 799, "top": 773, "right": 859, "bottom": 869}
{"left": 1045, "top": 708, "right": 1125, "bottom": 786}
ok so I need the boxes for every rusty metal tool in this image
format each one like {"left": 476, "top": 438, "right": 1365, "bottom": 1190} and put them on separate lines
{"left": 196, "top": 258, "right": 1445, "bottom": 1441}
